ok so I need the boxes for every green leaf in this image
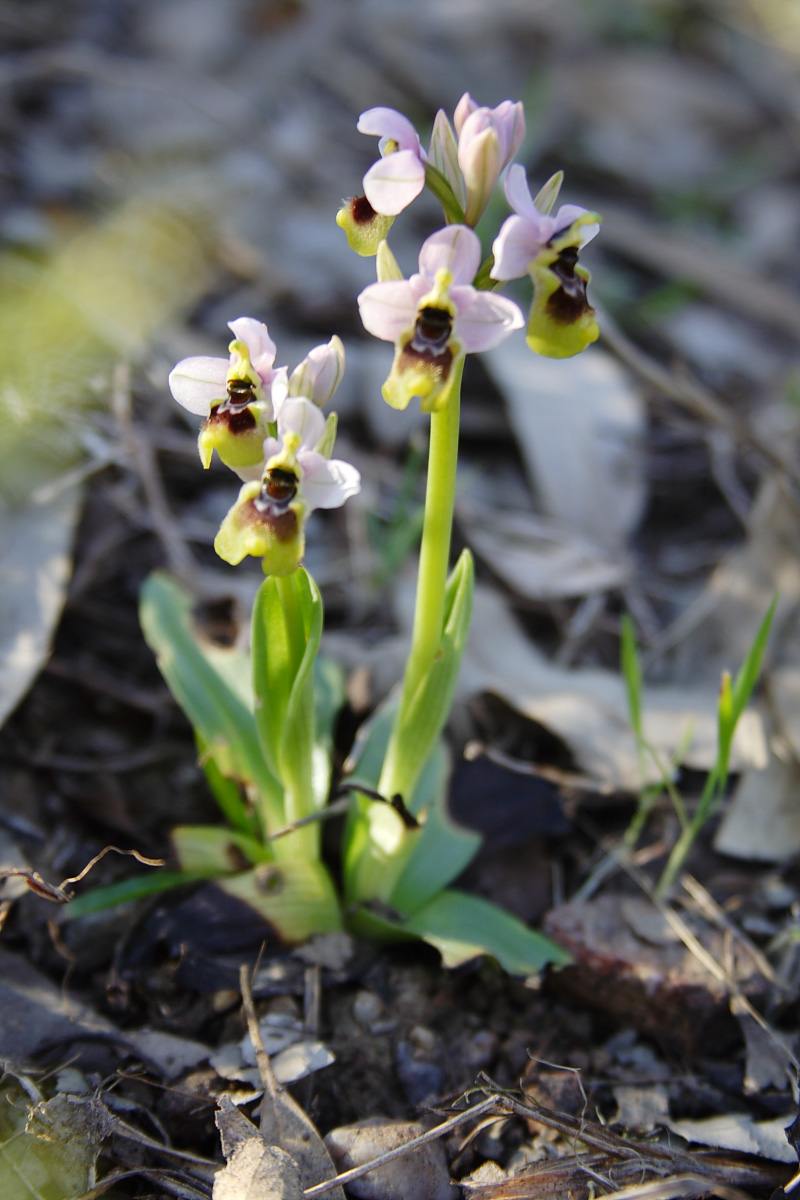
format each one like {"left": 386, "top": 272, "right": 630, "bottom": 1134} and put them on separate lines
{"left": 390, "top": 549, "right": 474, "bottom": 801}
{"left": 402, "top": 890, "right": 572, "bottom": 974}
{"left": 252, "top": 570, "right": 322, "bottom": 786}
{"left": 197, "top": 733, "right": 258, "bottom": 835}
{"left": 219, "top": 859, "right": 342, "bottom": 941}
{"left": 64, "top": 869, "right": 210, "bottom": 919}
{"left": 717, "top": 596, "right": 776, "bottom": 793}
{"left": 388, "top": 741, "right": 480, "bottom": 916}
{"left": 312, "top": 655, "right": 345, "bottom": 809}
{"left": 140, "top": 573, "right": 282, "bottom": 829}
{"left": 340, "top": 701, "right": 480, "bottom": 913}
{"left": 172, "top": 824, "right": 272, "bottom": 873}
{"left": 620, "top": 614, "right": 644, "bottom": 742}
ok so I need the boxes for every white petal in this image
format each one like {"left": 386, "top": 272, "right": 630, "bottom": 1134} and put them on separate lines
{"left": 452, "top": 286, "right": 524, "bottom": 352}
{"left": 418, "top": 225, "right": 481, "bottom": 286}
{"left": 358, "top": 107, "right": 421, "bottom": 154}
{"left": 504, "top": 163, "right": 538, "bottom": 221}
{"left": 168, "top": 356, "right": 228, "bottom": 415}
{"left": 270, "top": 366, "right": 289, "bottom": 416}
{"left": 227, "top": 317, "right": 276, "bottom": 378}
{"left": 278, "top": 396, "right": 326, "bottom": 452}
{"left": 299, "top": 451, "right": 361, "bottom": 511}
{"left": 363, "top": 151, "right": 426, "bottom": 216}
{"left": 453, "top": 92, "right": 477, "bottom": 136}
{"left": 491, "top": 214, "right": 545, "bottom": 281}
{"left": 358, "top": 279, "right": 419, "bottom": 342}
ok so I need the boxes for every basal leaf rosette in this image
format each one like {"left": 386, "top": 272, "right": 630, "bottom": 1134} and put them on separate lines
{"left": 491, "top": 165, "right": 601, "bottom": 358}
{"left": 214, "top": 397, "right": 360, "bottom": 576}
{"left": 358, "top": 225, "right": 523, "bottom": 413}
{"left": 168, "top": 317, "right": 286, "bottom": 473}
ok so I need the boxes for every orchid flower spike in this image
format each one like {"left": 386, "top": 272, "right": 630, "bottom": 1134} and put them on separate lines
{"left": 491, "top": 165, "right": 601, "bottom": 358}
{"left": 168, "top": 318, "right": 286, "bottom": 473}
{"left": 214, "top": 396, "right": 361, "bottom": 575}
{"left": 358, "top": 225, "right": 523, "bottom": 413}
{"left": 453, "top": 93, "right": 525, "bottom": 226}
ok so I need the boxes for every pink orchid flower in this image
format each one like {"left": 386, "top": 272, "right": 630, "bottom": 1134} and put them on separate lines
{"left": 168, "top": 317, "right": 285, "bottom": 421}
{"left": 358, "top": 225, "right": 523, "bottom": 411}
{"left": 357, "top": 107, "right": 427, "bottom": 216}
{"left": 491, "top": 165, "right": 599, "bottom": 282}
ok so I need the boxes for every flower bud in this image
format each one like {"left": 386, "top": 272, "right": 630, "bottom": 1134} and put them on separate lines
{"left": 289, "top": 336, "right": 345, "bottom": 407}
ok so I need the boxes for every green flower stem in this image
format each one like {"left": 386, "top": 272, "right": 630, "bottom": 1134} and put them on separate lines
{"left": 378, "top": 357, "right": 464, "bottom": 804}
{"left": 656, "top": 768, "right": 719, "bottom": 897}
{"left": 274, "top": 571, "right": 319, "bottom": 860}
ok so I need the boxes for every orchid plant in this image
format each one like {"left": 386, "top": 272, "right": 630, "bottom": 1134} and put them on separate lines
{"left": 73, "top": 93, "right": 601, "bottom": 973}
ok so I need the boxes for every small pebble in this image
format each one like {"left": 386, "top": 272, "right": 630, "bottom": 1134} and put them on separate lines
{"left": 325, "top": 1118, "right": 457, "bottom": 1200}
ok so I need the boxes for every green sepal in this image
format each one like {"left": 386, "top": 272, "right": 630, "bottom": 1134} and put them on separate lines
{"left": 218, "top": 859, "right": 342, "bottom": 940}
{"left": 139, "top": 572, "right": 283, "bottom": 833}
{"left": 336, "top": 197, "right": 394, "bottom": 256}
{"left": 314, "top": 412, "right": 338, "bottom": 459}
{"left": 172, "top": 824, "right": 272, "bottom": 874}
{"left": 376, "top": 239, "right": 403, "bottom": 282}
{"left": 533, "top": 170, "right": 564, "bottom": 215}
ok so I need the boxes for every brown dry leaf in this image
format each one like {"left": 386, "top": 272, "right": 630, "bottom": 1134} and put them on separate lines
{"left": 461, "top": 501, "right": 630, "bottom": 600}
{"left": 715, "top": 753, "right": 800, "bottom": 862}
{"left": 664, "top": 1113, "right": 796, "bottom": 1163}
{"left": 462, "top": 586, "right": 766, "bottom": 791}
{"left": 0, "top": 484, "right": 82, "bottom": 731}
{"left": 213, "top": 1138, "right": 302, "bottom": 1200}
{"left": 484, "top": 345, "right": 645, "bottom": 553}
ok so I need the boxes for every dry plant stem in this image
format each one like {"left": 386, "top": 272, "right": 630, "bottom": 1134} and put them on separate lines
{"left": 378, "top": 357, "right": 464, "bottom": 803}
{"left": 239, "top": 962, "right": 282, "bottom": 1141}
{"left": 303, "top": 1096, "right": 498, "bottom": 1198}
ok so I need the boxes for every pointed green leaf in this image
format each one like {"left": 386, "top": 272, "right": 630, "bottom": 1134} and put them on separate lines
{"left": 389, "top": 742, "right": 480, "bottom": 915}
{"left": 140, "top": 573, "right": 282, "bottom": 829}
{"left": 402, "top": 890, "right": 571, "bottom": 974}
{"left": 196, "top": 733, "right": 257, "bottom": 835}
{"left": 64, "top": 869, "right": 209, "bottom": 919}
{"left": 620, "top": 614, "right": 644, "bottom": 742}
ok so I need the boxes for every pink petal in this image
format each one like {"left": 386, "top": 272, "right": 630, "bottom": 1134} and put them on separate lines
{"left": 504, "top": 164, "right": 538, "bottom": 221}
{"left": 358, "top": 279, "right": 420, "bottom": 342}
{"left": 453, "top": 92, "right": 477, "bottom": 136}
{"left": 492, "top": 100, "right": 525, "bottom": 162}
{"left": 418, "top": 225, "right": 481, "bottom": 286}
{"left": 554, "top": 204, "right": 601, "bottom": 247}
{"left": 490, "top": 214, "right": 546, "bottom": 281}
{"left": 299, "top": 451, "right": 361, "bottom": 511}
{"left": 452, "top": 287, "right": 523, "bottom": 352}
{"left": 357, "top": 107, "right": 421, "bottom": 154}
{"left": 363, "top": 150, "right": 426, "bottom": 215}
{"left": 227, "top": 317, "right": 276, "bottom": 379}
{"left": 168, "top": 355, "right": 228, "bottom": 415}
{"left": 278, "top": 396, "right": 326, "bottom": 452}
{"left": 270, "top": 366, "right": 289, "bottom": 415}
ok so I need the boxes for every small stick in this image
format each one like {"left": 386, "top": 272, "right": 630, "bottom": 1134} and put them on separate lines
{"left": 239, "top": 963, "right": 281, "bottom": 1143}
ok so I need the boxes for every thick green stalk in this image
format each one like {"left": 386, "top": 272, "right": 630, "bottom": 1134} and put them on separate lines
{"left": 274, "top": 572, "right": 319, "bottom": 859}
{"left": 378, "top": 357, "right": 464, "bottom": 803}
